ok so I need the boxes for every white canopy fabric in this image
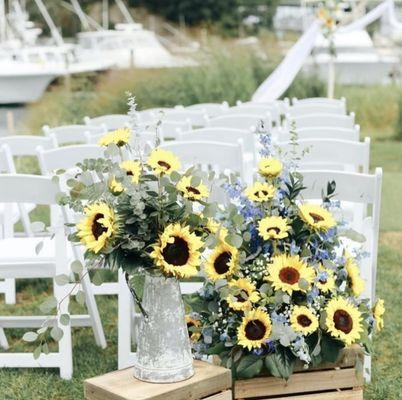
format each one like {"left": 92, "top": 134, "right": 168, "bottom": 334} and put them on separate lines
{"left": 252, "top": 0, "right": 398, "bottom": 102}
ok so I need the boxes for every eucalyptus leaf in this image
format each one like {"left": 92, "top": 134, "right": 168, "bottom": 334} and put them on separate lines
{"left": 76, "top": 290, "right": 86, "bottom": 306}
{"left": 33, "top": 345, "right": 42, "bottom": 360}
{"left": 225, "top": 234, "right": 242, "bottom": 248}
{"left": 31, "top": 221, "right": 45, "bottom": 233}
{"left": 55, "top": 274, "right": 70, "bottom": 286}
{"left": 39, "top": 296, "right": 57, "bottom": 313}
{"left": 23, "top": 332, "right": 38, "bottom": 343}
{"left": 92, "top": 270, "right": 104, "bottom": 286}
{"left": 60, "top": 314, "right": 70, "bottom": 326}
{"left": 35, "top": 241, "right": 44, "bottom": 255}
{"left": 71, "top": 260, "right": 83, "bottom": 274}
{"left": 50, "top": 326, "right": 64, "bottom": 342}
{"left": 338, "top": 228, "right": 366, "bottom": 243}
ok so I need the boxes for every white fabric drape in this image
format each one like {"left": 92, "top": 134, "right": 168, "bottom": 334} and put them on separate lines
{"left": 252, "top": 1, "right": 397, "bottom": 102}
{"left": 252, "top": 20, "right": 321, "bottom": 102}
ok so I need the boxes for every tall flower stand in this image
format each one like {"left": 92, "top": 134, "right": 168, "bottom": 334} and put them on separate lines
{"left": 84, "top": 360, "right": 232, "bottom": 400}
{"left": 233, "top": 346, "right": 363, "bottom": 400}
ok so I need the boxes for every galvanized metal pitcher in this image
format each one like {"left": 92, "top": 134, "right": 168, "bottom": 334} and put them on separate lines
{"left": 132, "top": 272, "right": 194, "bottom": 383}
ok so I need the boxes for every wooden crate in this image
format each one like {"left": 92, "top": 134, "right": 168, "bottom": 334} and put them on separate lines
{"left": 234, "top": 346, "right": 364, "bottom": 400}
{"left": 84, "top": 360, "right": 232, "bottom": 400}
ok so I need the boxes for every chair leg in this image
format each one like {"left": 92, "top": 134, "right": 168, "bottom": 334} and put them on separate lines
{"left": 0, "top": 327, "right": 9, "bottom": 350}
{"left": 81, "top": 271, "right": 107, "bottom": 349}
{"left": 118, "top": 269, "right": 133, "bottom": 369}
{"left": 4, "top": 279, "right": 16, "bottom": 305}
{"left": 364, "top": 354, "right": 371, "bottom": 383}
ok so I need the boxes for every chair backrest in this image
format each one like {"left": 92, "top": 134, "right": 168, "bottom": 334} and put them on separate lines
{"left": 182, "top": 102, "right": 229, "bottom": 117}
{"left": 0, "top": 174, "right": 60, "bottom": 205}
{"left": 207, "top": 114, "right": 268, "bottom": 131}
{"left": 84, "top": 114, "right": 130, "bottom": 130}
{"left": 138, "top": 120, "right": 192, "bottom": 141}
{"left": 285, "top": 126, "right": 360, "bottom": 141}
{"left": 229, "top": 104, "right": 280, "bottom": 126}
{"left": 288, "top": 103, "right": 346, "bottom": 117}
{"left": 0, "top": 144, "right": 14, "bottom": 173}
{"left": 0, "top": 135, "right": 56, "bottom": 156}
{"left": 292, "top": 97, "right": 346, "bottom": 110}
{"left": 278, "top": 137, "right": 370, "bottom": 173}
{"left": 300, "top": 168, "right": 382, "bottom": 301}
{"left": 43, "top": 124, "right": 106, "bottom": 146}
{"left": 37, "top": 144, "right": 105, "bottom": 174}
{"left": 162, "top": 110, "right": 208, "bottom": 127}
{"left": 237, "top": 99, "right": 290, "bottom": 114}
{"left": 290, "top": 113, "right": 355, "bottom": 130}
{"left": 179, "top": 127, "right": 255, "bottom": 156}
{"left": 137, "top": 108, "right": 173, "bottom": 124}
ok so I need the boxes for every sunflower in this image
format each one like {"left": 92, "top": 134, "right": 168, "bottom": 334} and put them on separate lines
{"left": 237, "top": 308, "right": 272, "bottom": 350}
{"left": 147, "top": 148, "right": 181, "bottom": 175}
{"left": 226, "top": 278, "right": 260, "bottom": 311}
{"left": 315, "top": 265, "right": 336, "bottom": 293}
{"left": 258, "top": 158, "right": 283, "bottom": 179}
{"left": 258, "top": 216, "right": 290, "bottom": 240}
{"left": 185, "top": 316, "right": 201, "bottom": 342}
{"left": 373, "top": 299, "right": 385, "bottom": 332}
{"left": 204, "top": 241, "right": 238, "bottom": 281}
{"left": 299, "top": 204, "right": 336, "bottom": 231}
{"left": 204, "top": 218, "right": 228, "bottom": 239}
{"left": 98, "top": 127, "right": 131, "bottom": 147}
{"left": 345, "top": 255, "right": 365, "bottom": 297}
{"left": 176, "top": 176, "right": 209, "bottom": 201}
{"left": 290, "top": 306, "right": 319, "bottom": 336}
{"left": 325, "top": 297, "right": 363, "bottom": 345}
{"left": 109, "top": 177, "right": 124, "bottom": 195}
{"left": 120, "top": 160, "right": 141, "bottom": 184}
{"left": 245, "top": 182, "right": 276, "bottom": 203}
{"left": 265, "top": 254, "right": 315, "bottom": 295}
{"left": 150, "top": 224, "right": 203, "bottom": 278}
{"left": 76, "top": 203, "right": 117, "bottom": 254}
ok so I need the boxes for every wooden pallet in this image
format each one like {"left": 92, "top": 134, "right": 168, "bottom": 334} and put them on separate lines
{"left": 84, "top": 360, "right": 232, "bottom": 400}
{"left": 234, "top": 346, "right": 364, "bottom": 400}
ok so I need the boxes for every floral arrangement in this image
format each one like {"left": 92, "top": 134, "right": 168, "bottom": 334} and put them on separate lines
{"left": 184, "top": 131, "right": 385, "bottom": 380}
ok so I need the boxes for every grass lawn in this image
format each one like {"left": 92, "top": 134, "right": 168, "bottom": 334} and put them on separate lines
{"left": 0, "top": 139, "right": 401, "bottom": 399}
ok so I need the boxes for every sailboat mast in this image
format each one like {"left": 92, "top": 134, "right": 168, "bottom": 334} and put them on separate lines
{"left": 34, "top": 0, "right": 64, "bottom": 46}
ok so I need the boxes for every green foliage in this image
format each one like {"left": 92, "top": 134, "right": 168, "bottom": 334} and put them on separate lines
{"left": 265, "top": 346, "right": 296, "bottom": 380}
{"left": 395, "top": 91, "right": 402, "bottom": 140}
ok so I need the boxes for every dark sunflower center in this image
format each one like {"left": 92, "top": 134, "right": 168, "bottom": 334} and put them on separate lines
{"left": 268, "top": 227, "right": 281, "bottom": 235}
{"left": 186, "top": 186, "right": 201, "bottom": 196}
{"left": 309, "top": 212, "right": 324, "bottom": 223}
{"left": 92, "top": 213, "right": 107, "bottom": 240}
{"left": 333, "top": 309, "right": 353, "bottom": 334}
{"left": 162, "top": 237, "right": 190, "bottom": 266}
{"left": 235, "top": 290, "right": 248, "bottom": 303}
{"left": 245, "top": 319, "right": 266, "bottom": 340}
{"left": 157, "top": 160, "right": 171, "bottom": 170}
{"left": 319, "top": 278, "right": 328, "bottom": 284}
{"left": 126, "top": 170, "right": 133, "bottom": 176}
{"left": 279, "top": 267, "right": 300, "bottom": 284}
{"left": 116, "top": 140, "right": 126, "bottom": 146}
{"left": 214, "top": 252, "right": 232, "bottom": 275}
{"left": 297, "top": 314, "right": 312, "bottom": 327}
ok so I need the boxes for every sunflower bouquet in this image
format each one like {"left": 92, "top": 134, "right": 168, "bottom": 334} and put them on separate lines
{"left": 184, "top": 132, "right": 385, "bottom": 380}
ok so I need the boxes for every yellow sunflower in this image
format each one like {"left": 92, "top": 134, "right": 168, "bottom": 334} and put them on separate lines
{"left": 150, "top": 224, "right": 203, "bottom": 278}
{"left": 226, "top": 278, "right": 260, "bottom": 311}
{"left": 120, "top": 160, "right": 141, "bottom": 184}
{"left": 98, "top": 127, "right": 131, "bottom": 147}
{"left": 109, "top": 177, "right": 124, "bottom": 195}
{"left": 258, "top": 158, "right": 283, "bottom": 179}
{"left": 258, "top": 216, "right": 290, "bottom": 240}
{"left": 245, "top": 182, "right": 276, "bottom": 202}
{"left": 176, "top": 176, "right": 209, "bottom": 201}
{"left": 204, "top": 218, "right": 228, "bottom": 239}
{"left": 316, "top": 265, "right": 336, "bottom": 293}
{"left": 299, "top": 204, "right": 336, "bottom": 231}
{"left": 290, "top": 305, "right": 319, "bottom": 336}
{"left": 265, "top": 254, "right": 315, "bottom": 295}
{"left": 345, "top": 255, "right": 365, "bottom": 297}
{"left": 373, "top": 299, "right": 385, "bottom": 332}
{"left": 325, "top": 297, "right": 363, "bottom": 345}
{"left": 185, "top": 316, "right": 201, "bottom": 342}
{"left": 238, "top": 308, "right": 272, "bottom": 350}
{"left": 76, "top": 203, "right": 117, "bottom": 254}
{"left": 204, "top": 241, "right": 238, "bottom": 281}
{"left": 147, "top": 148, "right": 181, "bottom": 175}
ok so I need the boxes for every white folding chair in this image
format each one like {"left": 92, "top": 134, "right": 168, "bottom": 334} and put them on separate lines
{"left": 207, "top": 113, "right": 269, "bottom": 132}
{"left": 84, "top": 114, "right": 130, "bottom": 131}
{"left": 229, "top": 104, "right": 280, "bottom": 127}
{"left": 180, "top": 102, "right": 229, "bottom": 117}
{"left": 301, "top": 168, "right": 382, "bottom": 382}
{"left": 0, "top": 174, "right": 98, "bottom": 378}
{"left": 237, "top": 99, "right": 290, "bottom": 116}
{"left": 137, "top": 108, "right": 173, "bottom": 124}
{"left": 292, "top": 97, "right": 347, "bottom": 111}
{"left": 286, "top": 126, "right": 361, "bottom": 142}
{"left": 138, "top": 120, "right": 192, "bottom": 141}
{"left": 162, "top": 110, "right": 208, "bottom": 128}
{"left": 87, "top": 131, "right": 156, "bottom": 152}
{"left": 288, "top": 103, "right": 346, "bottom": 117}
{"left": 289, "top": 113, "right": 356, "bottom": 130}
{"left": 277, "top": 138, "right": 370, "bottom": 173}
{"left": 43, "top": 124, "right": 106, "bottom": 146}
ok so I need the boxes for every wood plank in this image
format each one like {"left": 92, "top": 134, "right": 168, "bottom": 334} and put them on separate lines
{"left": 265, "top": 388, "right": 363, "bottom": 400}
{"left": 205, "top": 390, "right": 233, "bottom": 400}
{"left": 234, "top": 368, "right": 363, "bottom": 399}
{"left": 84, "top": 360, "right": 231, "bottom": 400}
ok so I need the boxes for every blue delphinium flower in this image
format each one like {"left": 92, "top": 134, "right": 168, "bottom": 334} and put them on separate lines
{"left": 271, "top": 311, "right": 288, "bottom": 325}
{"left": 307, "top": 287, "right": 319, "bottom": 303}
